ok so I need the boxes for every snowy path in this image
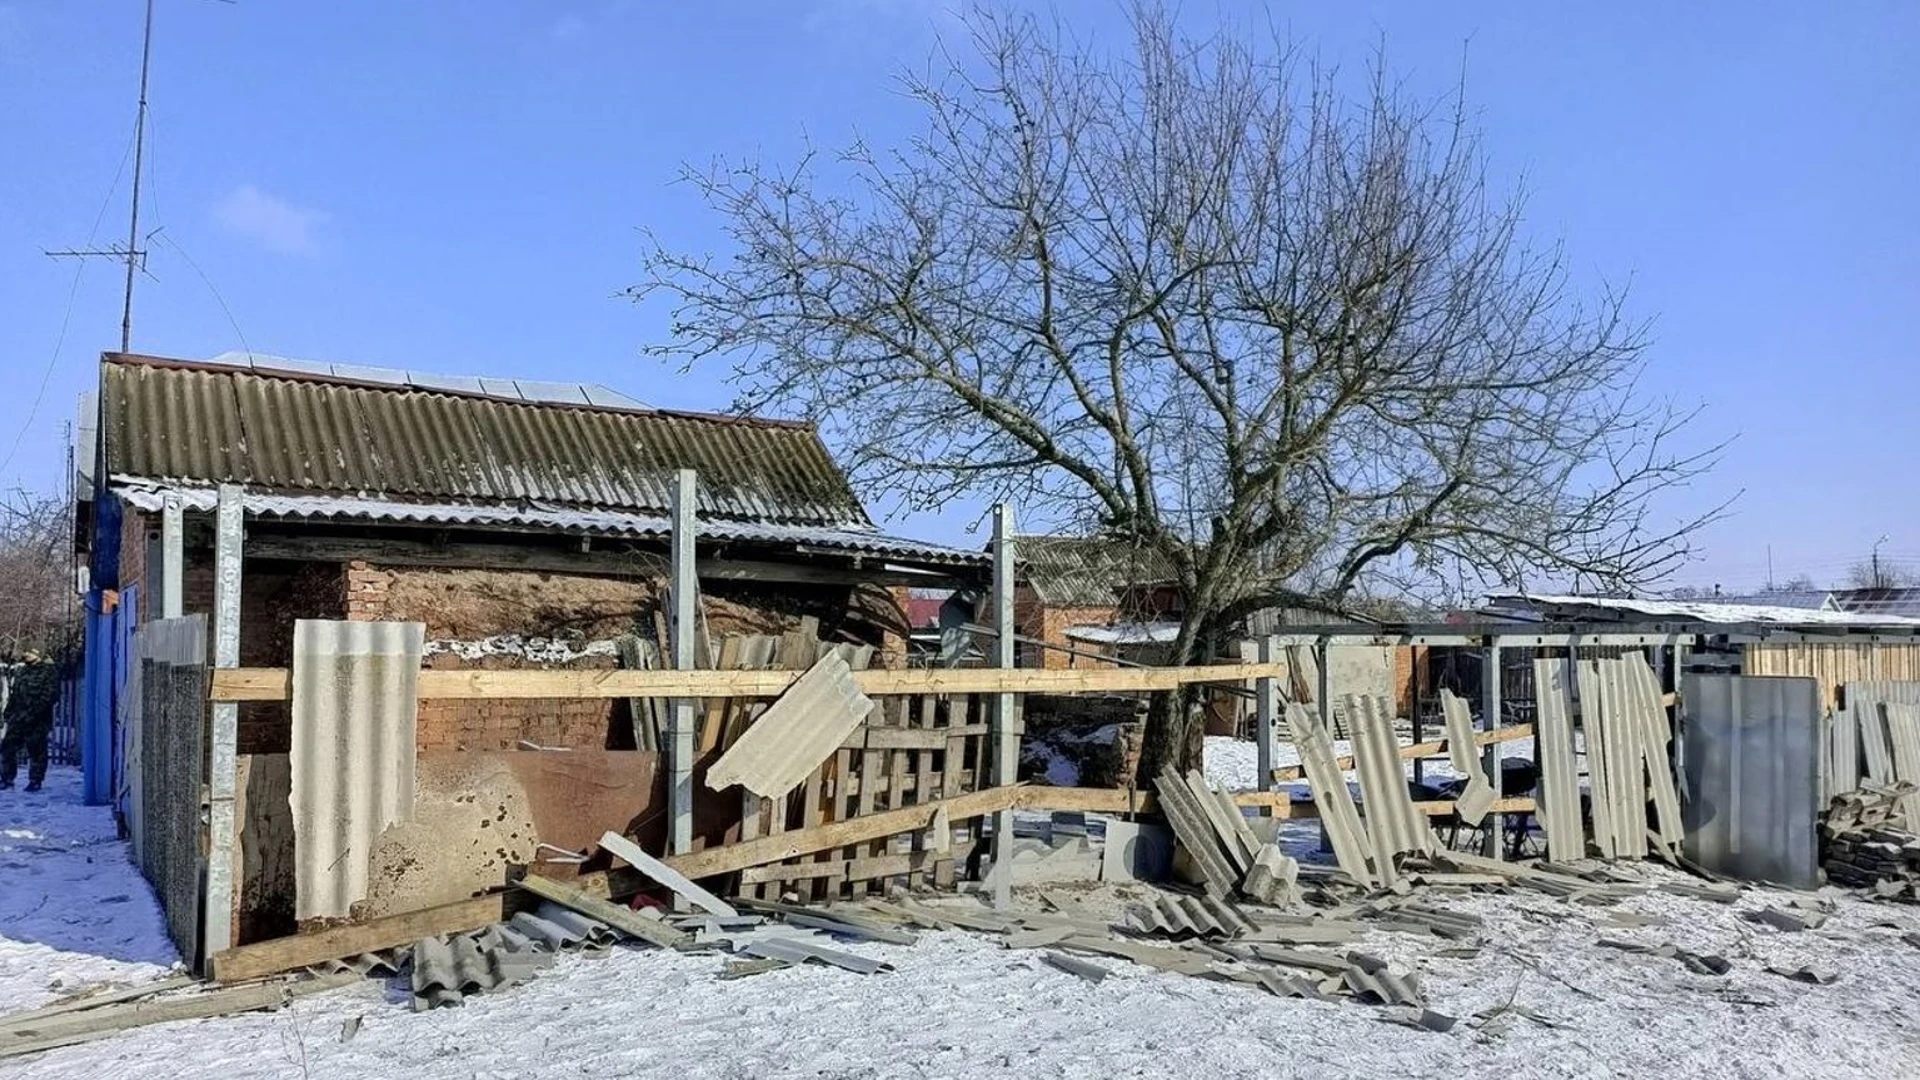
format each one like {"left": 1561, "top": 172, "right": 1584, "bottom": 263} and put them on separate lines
{"left": 0, "top": 768, "right": 178, "bottom": 1014}
{"left": 8, "top": 766, "right": 1920, "bottom": 1078}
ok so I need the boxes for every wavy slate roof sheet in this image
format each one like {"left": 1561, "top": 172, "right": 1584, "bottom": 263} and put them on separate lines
{"left": 102, "top": 353, "right": 869, "bottom": 528}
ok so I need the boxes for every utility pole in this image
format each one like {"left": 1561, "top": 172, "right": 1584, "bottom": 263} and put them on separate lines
{"left": 46, "top": 0, "right": 157, "bottom": 353}
{"left": 1875, "top": 534, "right": 1891, "bottom": 590}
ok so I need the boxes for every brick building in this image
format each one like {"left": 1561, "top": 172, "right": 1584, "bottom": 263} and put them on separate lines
{"left": 1011, "top": 534, "right": 1182, "bottom": 668}
{"left": 89, "top": 351, "right": 987, "bottom": 756}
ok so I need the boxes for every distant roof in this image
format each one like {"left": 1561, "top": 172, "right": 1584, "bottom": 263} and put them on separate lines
{"left": 1709, "top": 590, "right": 1837, "bottom": 611}
{"left": 1828, "top": 587, "right": 1920, "bottom": 614}
{"left": 205, "top": 351, "right": 649, "bottom": 410}
{"left": 1064, "top": 621, "right": 1182, "bottom": 645}
{"left": 1016, "top": 534, "right": 1176, "bottom": 607}
{"left": 1491, "top": 593, "right": 1920, "bottom": 628}
{"left": 103, "top": 351, "right": 863, "bottom": 527}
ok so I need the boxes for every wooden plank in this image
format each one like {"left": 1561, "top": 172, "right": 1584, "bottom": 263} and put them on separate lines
{"left": 0, "top": 972, "right": 362, "bottom": 1059}
{"left": 909, "top": 693, "right": 937, "bottom": 890}
{"left": 209, "top": 895, "right": 507, "bottom": 983}
{"left": 1271, "top": 723, "right": 1536, "bottom": 782}
{"left": 0, "top": 975, "right": 197, "bottom": 1028}
{"left": 211, "top": 662, "right": 1291, "bottom": 703}
{"left": 936, "top": 694, "right": 964, "bottom": 888}
{"left": 699, "top": 636, "right": 742, "bottom": 753}
{"left": 515, "top": 874, "right": 692, "bottom": 949}
{"left": 845, "top": 723, "right": 990, "bottom": 751}
{"left": 664, "top": 785, "right": 1022, "bottom": 881}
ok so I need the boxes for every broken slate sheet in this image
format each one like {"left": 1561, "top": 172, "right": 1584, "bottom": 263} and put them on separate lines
{"left": 706, "top": 650, "right": 875, "bottom": 799}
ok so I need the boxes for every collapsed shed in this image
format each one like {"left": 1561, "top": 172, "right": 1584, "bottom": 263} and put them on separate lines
{"left": 76, "top": 351, "right": 991, "bottom": 962}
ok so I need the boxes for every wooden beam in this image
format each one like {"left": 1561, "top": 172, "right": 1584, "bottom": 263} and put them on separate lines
{"left": 0, "top": 972, "right": 362, "bottom": 1058}
{"left": 1271, "top": 723, "right": 1536, "bottom": 782}
{"left": 208, "top": 786, "right": 1027, "bottom": 983}
{"left": 208, "top": 894, "right": 510, "bottom": 983}
{"left": 210, "top": 661, "right": 1288, "bottom": 703}
{"left": 243, "top": 532, "right": 971, "bottom": 588}
{"left": 514, "top": 874, "right": 690, "bottom": 949}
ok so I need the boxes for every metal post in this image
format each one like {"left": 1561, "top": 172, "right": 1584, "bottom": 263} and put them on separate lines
{"left": 989, "top": 503, "right": 1017, "bottom": 909}
{"left": 160, "top": 494, "right": 183, "bottom": 619}
{"left": 669, "top": 470, "right": 697, "bottom": 857}
{"left": 1481, "top": 635, "right": 1504, "bottom": 860}
{"left": 203, "top": 484, "right": 243, "bottom": 965}
{"left": 1255, "top": 636, "right": 1278, "bottom": 792}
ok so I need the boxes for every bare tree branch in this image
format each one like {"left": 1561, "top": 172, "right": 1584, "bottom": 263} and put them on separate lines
{"left": 633, "top": 4, "right": 1727, "bottom": 776}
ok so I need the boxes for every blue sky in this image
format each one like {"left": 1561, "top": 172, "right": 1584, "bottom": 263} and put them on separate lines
{"left": 1, "top": 1, "right": 1915, "bottom": 591}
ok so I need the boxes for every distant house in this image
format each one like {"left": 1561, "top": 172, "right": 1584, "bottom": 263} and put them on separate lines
{"left": 1011, "top": 534, "right": 1181, "bottom": 667}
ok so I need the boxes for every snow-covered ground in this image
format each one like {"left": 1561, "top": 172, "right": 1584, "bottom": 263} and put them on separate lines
{"left": 9, "top": 765, "right": 1920, "bottom": 1078}
{"left": 0, "top": 769, "right": 178, "bottom": 1014}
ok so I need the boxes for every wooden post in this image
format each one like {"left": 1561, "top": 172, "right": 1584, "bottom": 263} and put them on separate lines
{"left": 203, "top": 484, "right": 243, "bottom": 965}
{"left": 160, "top": 493, "right": 183, "bottom": 619}
{"left": 1316, "top": 635, "right": 1332, "bottom": 735}
{"left": 1255, "top": 636, "right": 1278, "bottom": 793}
{"left": 989, "top": 503, "right": 1017, "bottom": 909}
{"left": 1481, "top": 635, "right": 1504, "bottom": 860}
{"left": 669, "top": 469, "right": 697, "bottom": 857}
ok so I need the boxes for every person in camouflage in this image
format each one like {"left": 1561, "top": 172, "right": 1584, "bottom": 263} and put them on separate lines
{"left": 1, "top": 653, "right": 58, "bottom": 792}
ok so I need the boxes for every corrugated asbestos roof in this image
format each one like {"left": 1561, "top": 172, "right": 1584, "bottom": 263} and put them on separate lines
{"left": 111, "top": 484, "right": 984, "bottom": 567}
{"left": 102, "top": 353, "right": 868, "bottom": 527}
{"left": 1016, "top": 534, "right": 1178, "bottom": 607}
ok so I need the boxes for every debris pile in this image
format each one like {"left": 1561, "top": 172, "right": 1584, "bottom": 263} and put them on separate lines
{"left": 1153, "top": 769, "right": 1299, "bottom": 904}
{"left": 1823, "top": 786, "right": 1920, "bottom": 899}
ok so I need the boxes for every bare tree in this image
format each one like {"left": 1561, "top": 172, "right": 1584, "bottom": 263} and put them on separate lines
{"left": 1847, "top": 559, "right": 1919, "bottom": 590}
{"left": 0, "top": 488, "right": 73, "bottom": 659}
{"left": 635, "top": 6, "right": 1723, "bottom": 776}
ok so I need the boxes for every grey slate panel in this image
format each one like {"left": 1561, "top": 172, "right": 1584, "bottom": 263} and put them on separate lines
{"left": 1679, "top": 673, "right": 1822, "bottom": 888}
{"left": 1287, "top": 703, "right": 1377, "bottom": 887}
{"left": 1531, "top": 660, "right": 1586, "bottom": 861}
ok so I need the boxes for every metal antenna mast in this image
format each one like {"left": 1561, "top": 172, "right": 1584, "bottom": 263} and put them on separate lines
{"left": 120, "top": 0, "right": 156, "bottom": 353}
{"left": 45, "top": 0, "right": 157, "bottom": 353}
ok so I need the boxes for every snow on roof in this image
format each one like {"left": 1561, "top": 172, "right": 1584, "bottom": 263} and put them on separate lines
{"left": 1063, "top": 621, "right": 1183, "bottom": 645}
{"left": 1502, "top": 593, "right": 1920, "bottom": 628}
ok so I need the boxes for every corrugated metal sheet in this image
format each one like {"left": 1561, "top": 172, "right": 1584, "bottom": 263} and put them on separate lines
{"left": 1014, "top": 534, "right": 1176, "bottom": 607}
{"left": 111, "top": 483, "right": 984, "bottom": 567}
{"left": 1679, "top": 673, "right": 1821, "bottom": 888}
{"left": 291, "top": 619, "right": 425, "bottom": 921}
{"left": 103, "top": 354, "right": 868, "bottom": 528}
{"left": 1439, "top": 688, "right": 1496, "bottom": 827}
{"left": 704, "top": 651, "right": 874, "bottom": 799}
{"left": 1286, "top": 702, "right": 1376, "bottom": 887}
{"left": 1530, "top": 662, "right": 1585, "bottom": 860}
{"left": 1346, "top": 694, "right": 1433, "bottom": 881}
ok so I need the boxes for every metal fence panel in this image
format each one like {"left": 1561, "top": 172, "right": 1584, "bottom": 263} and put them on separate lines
{"left": 1679, "top": 673, "right": 1821, "bottom": 889}
{"left": 291, "top": 619, "right": 425, "bottom": 921}
{"left": 136, "top": 615, "right": 208, "bottom": 962}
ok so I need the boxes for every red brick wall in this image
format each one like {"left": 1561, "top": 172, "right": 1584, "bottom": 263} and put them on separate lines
{"left": 118, "top": 505, "right": 149, "bottom": 605}
{"left": 1012, "top": 584, "right": 1137, "bottom": 668}
{"left": 341, "top": 561, "right": 652, "bottom": 753}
